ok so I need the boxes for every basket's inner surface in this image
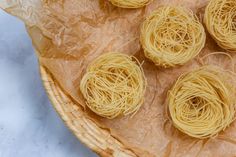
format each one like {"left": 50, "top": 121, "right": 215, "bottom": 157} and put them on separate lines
{"left": 2, "top": 0, "right": 236, "bottom": 156}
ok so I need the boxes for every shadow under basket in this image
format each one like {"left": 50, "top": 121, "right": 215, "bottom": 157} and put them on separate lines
{"left": 40, "top": 65, "right": 137, "bottom": 157}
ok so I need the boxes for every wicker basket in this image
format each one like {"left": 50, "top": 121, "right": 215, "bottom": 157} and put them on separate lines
{"left": 40, "top": 65, "right": 137, "bottom": 157}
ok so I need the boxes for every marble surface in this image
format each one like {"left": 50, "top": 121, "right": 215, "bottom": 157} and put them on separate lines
{"left": 0, "top": 9, "right": 97, "bottom": 157}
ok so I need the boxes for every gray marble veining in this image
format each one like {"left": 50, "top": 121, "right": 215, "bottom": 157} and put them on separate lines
{"left": 0, "top": 9, "right": 97, "bottom": 157}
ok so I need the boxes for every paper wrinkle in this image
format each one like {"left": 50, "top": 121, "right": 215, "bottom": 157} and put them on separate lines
{"left": 1, "top": 0, "right": 236, "bottom": 156}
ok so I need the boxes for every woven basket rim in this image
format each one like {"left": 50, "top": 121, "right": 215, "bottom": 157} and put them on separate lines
{"left": 39, "top": 65, "right": 138, "bottom": 157}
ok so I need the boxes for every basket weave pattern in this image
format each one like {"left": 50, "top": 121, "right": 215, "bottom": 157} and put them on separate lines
{"left": 40, "top": 66, "right": 137, "bottom": 157}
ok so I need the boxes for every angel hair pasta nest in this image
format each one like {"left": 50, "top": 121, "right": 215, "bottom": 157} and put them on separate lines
{"left": 167, "top": 66, "right": 236, "bottom": 139}
{"left": 204, "top": 0, "right": 236, "bottom": 52}
{"left": 140, "top": 6, "right": 206, "bottom": 67}
{"left": 109, "top": 0, "right": 151, "bottom": 8}
{"left": 80, "top": 52, "right": 147, "bottom": 119}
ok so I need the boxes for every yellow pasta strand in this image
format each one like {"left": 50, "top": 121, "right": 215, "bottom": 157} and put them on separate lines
{"left": 109, "top": 0, "right": 151, "bottom": 8}
{"left": 167, "top": 66, "right": 236, "bottom": 139}
{"left": 140, "top": 6, "right": 206, "bottom": 67}
{"left": 80, "top": 52, "right": 147, "bottom": 119}
{"left": 204, "top": 0, "right": 236, "bottom": 52}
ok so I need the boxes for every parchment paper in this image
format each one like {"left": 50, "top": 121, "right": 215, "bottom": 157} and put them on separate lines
{"left": 1, "top": 0, "right": 236, "bottom": 156}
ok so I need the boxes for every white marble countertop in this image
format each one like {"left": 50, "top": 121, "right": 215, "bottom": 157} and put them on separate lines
{"left": 0, "top": 9, "right": 97, "bottom": 157}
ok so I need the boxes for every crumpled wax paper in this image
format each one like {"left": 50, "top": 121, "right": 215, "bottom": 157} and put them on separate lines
{"left": 2, "top": 0, "right": 236, "bottom": 156}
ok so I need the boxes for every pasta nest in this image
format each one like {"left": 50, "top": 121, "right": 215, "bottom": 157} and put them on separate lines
{"left": 80, "top": 52, "right": 147, "bottom": 119}
{"left": 140, "top": 6, "right": 206, "bottom": 67}
{"left": 167, "top": 66, "right": 236, "bottom": 139}
{"left": 109, "top": 0, "right": 150, "bottom": 8}
{"left": 204, "top": 0, "right": 236, "bottom": 52}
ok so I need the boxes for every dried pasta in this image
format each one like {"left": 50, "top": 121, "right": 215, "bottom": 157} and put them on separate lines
{"left": 140, "top": 6, "right": 206, "bottom": 67}
{"left": 109, "top": 0, "right": 150, "bottom": 8}
{"left": 204, "top": 0, "right": 236, "bottom": 52}
{"left": 167, "top": 66, "right": 236, "bottom": 139}
{"left": 80, "top": 52, "right": 147, "bottom": 119}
